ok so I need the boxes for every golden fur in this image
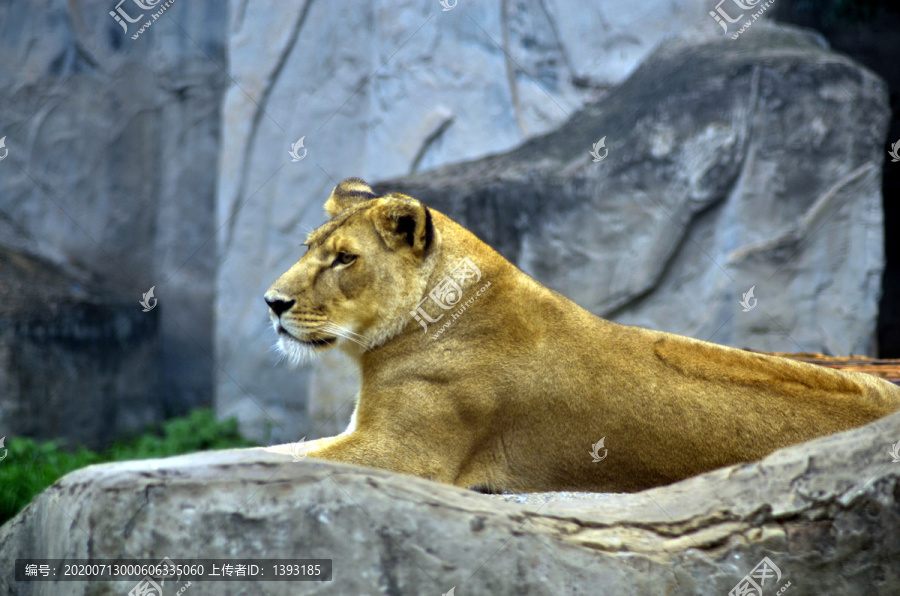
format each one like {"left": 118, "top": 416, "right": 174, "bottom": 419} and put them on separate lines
{"left": 263, "top": 178, "right": 900, "bottom": 493}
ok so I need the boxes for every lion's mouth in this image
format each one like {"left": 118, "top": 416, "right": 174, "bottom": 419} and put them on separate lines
{"left": 278, "top": 326, "right": 337, "bottom": 348}
{"left": 299, "top": 336, "right": 337, "bottom": 347}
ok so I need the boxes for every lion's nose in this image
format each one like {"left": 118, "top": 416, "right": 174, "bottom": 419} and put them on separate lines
{"left": 265, "top": 294, "right": 295, "bottom": 316}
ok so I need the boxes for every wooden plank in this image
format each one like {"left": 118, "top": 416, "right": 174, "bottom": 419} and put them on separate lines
{"left": 748, "top": 350, "right": 900, "bottom": 386}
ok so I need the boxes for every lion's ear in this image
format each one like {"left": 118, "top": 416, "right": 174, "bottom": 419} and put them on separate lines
{"left": 372, "top": 196, "right": 434, "bottom": 259}
{"left": 324, "top": 178, "right": 377, "bottom": 217}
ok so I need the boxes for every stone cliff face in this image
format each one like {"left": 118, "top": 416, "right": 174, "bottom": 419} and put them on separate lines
{"left": 0, "top": 246, "right": 160, "bottom": 448}
{"left": 773, "top": 0, "right": 900, "bottom": 361}
{"left": 379, "top": 23, "right": 887, "bottom": 355}
{"left": 0, "top": 0, "right": 228, "bottom": 420}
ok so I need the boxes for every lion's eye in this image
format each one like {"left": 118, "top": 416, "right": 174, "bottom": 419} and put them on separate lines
{"left": 332, "top": 251, "right": 356, "bottom": 267}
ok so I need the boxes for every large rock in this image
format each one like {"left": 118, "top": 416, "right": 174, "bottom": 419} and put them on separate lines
{"left": 0, "top": 246, "right": 160, "bottom": 449}
{"left": 3, "top": 407, "right": 900, "bottom": 594}
{"left": 0, "top": 0, "right": 227, "bottom": 419}
{"left": 214, "top": 0, "right": 710, "bottom": 443}
{"left": 376, "top": 22, "right": 887, "bottom": 355}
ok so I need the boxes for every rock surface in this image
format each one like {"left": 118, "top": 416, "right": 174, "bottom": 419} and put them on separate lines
{"left": 214, "top": 0, "right": 710, "bottom": 443}
{"left": 376, "top": 22, "right": 888, "bottom": 357}
{"left": 3, "top": 407, "right": 900, "bottom": 594}
{"left": 0, "top": 0, "right": 227, "bottom": 418}
{"left": 0, "top": 246, "right": 160, "bottom": 448}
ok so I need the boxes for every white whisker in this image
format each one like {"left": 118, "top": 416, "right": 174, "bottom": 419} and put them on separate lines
{"left": 325, "top": 329, "right": 369, "bottom": 351}
{"left": 322, "top": 322, "right": 371, "bottom": 344}
{"left": 322, "top": 322, "right": 375, "bottom": 352}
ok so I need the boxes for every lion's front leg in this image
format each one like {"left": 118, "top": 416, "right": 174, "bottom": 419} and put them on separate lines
{"left": 263, "top": 435, "right": 344, "bottom": 458}
{"left": 290, "top": 430, "right": 459, "bottom": 484}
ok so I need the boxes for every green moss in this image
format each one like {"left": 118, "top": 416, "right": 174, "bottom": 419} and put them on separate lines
{"left": 0, "top": 408, "right": 258, "bottom": 527}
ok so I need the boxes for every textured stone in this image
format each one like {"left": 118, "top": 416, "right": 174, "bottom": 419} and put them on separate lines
{"left": 215, "top": 0, "right": 711, "bottom": 443}
{"left": 0, "top": 0, "right": 227, "bottom": 419}
{"left": 0, "top": 246, "right": 160, "bottom": 448}
{"left": 3, "top": 407, "right": 899, "bottom": 594}
{"left": 376, "top": 22, "right": 887, "bottom": 360}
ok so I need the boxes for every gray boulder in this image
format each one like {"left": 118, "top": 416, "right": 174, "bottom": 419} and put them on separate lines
{"left": 0, "top": 246, "right": 160, "bottom": 448}
{"left": 377, "top": 22, "right": 887, "bottom": 357}
{"left": 0, "top": 0, "right": 227, "bottom": 419}
{"left": 3, "top": 406, "right": 899, "bottom": 594}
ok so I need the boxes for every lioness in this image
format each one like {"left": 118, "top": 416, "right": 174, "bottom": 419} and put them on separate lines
{"left": 263, "top": 178, "right": 900, "bottom": 493}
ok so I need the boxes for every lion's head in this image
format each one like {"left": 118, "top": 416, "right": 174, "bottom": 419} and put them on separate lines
{"left": 264, "top": 178, "right": 437, "bottom": 365}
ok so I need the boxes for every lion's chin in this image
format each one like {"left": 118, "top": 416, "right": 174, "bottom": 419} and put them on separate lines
{"left": 274, "top": 328, "right": 337, "bottom": 368}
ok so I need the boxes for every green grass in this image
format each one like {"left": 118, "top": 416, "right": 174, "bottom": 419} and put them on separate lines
{"left": 0, "top": 408, "right": 258, "bottom": 527}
